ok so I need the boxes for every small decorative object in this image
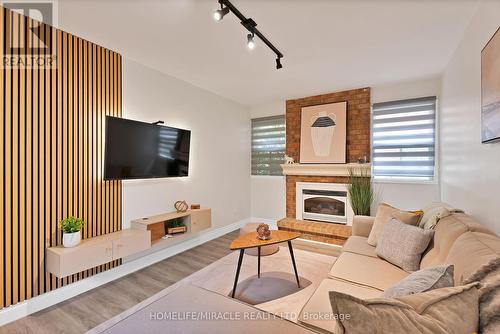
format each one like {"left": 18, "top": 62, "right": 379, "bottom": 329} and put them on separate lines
{"left": 256, "top": 223, "right": 272, "bottom": 240}
{"left": 59, "top": 216, "right": 85, "bottom": 248}
{"left": 347, "top": 167, "right": 374, "bottom": 216}
{"left": 284, "top": 155, "right": 295, "bottom": 164}
{"left": 358, "top": 155, "right": 368, "bottom": 164}
{"left": 481, "top": 27, "right": 500, "bottom": 143}
{"left": 300, "top": 101, "right": 347, "bottom": 163}
{"left": 174, "top": 200, "right": 188, "bottom": 213}
{"left": 191, "top": 204, "right": 200, "bottom": 210}
{"left": 166, "top": 218, "right": 187, "bottom": 235}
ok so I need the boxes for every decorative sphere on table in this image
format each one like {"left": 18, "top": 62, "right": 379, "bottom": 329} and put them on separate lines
{"left": 174, "top": 200, "right": 188, "bottom": 213}
{"left": 256, "top": 223, "right": 271, "bottom": 240}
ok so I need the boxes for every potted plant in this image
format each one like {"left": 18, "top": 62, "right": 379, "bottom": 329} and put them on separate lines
{"left": 59, "top": 216, "right": 85, "bottom": 248}
{"left": 166, "top": 218, "right": 187, "bottom": 235}
{"left": 347, "top": 167, "right": 374, "bottom": 216}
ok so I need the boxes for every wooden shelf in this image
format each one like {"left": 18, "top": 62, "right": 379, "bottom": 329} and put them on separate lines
{"left": 131, "top": 208, "right": 211, "bottom": 242}
{"left": 130, "top": 210, "right": 193, "bottom": 227}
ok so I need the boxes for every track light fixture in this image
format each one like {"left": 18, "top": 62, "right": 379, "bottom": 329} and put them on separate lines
{"left": 213, "top": 0, "right": 284, "bottom": 69}
{"left": 247, "top": 33, "right": 255, "bottom": 49}
{"left": 213, "top": 5, "right": 229, "bottom": 21}
{"left": 276, "top": 57, "right": 282, "bottom": 70}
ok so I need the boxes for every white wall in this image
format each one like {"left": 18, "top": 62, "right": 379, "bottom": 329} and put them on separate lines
{"left": 371, "top": 77, "right": 442, "bottom": 211}
{"left": 122, "top": 59, "right": 251, "bottom": 229}
{"left": 440, "top": 1, "right": 500, "bottom": 234}
{"left": 250, "top": 101, "right": 286, "bottom": 220}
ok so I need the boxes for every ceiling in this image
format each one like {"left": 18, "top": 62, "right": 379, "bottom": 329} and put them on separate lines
{"left": 57, "top": 0, "right": 479, "bottom": 106}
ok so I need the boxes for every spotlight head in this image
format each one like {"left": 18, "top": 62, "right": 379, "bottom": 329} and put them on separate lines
{"left": 213, "top": 6, "right": 229, "bottom": 21}
{"left": 247, "top": 33, "right": 255, "bottom": 49}
{"left": 276, "top": 57, "right": 283, "bottom": 69}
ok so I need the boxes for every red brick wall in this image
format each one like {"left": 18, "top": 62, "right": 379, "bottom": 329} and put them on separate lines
{"left": 285, "top": 88, "right": 371, "bottom": 218}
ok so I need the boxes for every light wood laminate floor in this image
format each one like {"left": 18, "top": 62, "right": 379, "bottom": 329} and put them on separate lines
{"left": 0, "top": 231, "right": 240, "bottom": 334}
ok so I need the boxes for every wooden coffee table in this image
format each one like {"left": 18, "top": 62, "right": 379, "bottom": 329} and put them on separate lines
{"left": 229, "top": 230, "right": 301, "bottom": 298}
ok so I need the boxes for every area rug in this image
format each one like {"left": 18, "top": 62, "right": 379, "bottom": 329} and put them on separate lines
{"left": 88, "top": 247, "right": 336, "bottom": 333}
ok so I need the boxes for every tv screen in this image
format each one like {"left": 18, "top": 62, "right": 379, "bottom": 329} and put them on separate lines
{"left": 104, "top": 116, "right": 191, "bottom": 180}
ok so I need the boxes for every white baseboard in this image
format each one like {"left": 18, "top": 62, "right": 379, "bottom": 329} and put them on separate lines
{"left": 0, "top": 218, "right": 250, "bottom": 326}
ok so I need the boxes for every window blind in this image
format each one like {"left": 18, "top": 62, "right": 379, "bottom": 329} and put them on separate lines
{"left": 251, "top": 115, "right": 286, "bottom": 176}
{"left": 372, "top": 96, "right": 436, "bottom": 181}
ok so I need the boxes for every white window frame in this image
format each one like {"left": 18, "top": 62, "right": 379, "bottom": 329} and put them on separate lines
{"left": 251, "top": 115, "right": 286, "bottom": 176}
{"left": 371, "top": 97, "right": 439, "bottom": 185}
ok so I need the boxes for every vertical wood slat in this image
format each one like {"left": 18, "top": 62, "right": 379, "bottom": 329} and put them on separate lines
{"left": 12, "top": 10, "right": 19, "bottom": 305}
{"left": 25, "top": 15, "right": 32, "bottom": 299}
{"left": 0, "top": 6, "right": 5, "bottom": 308}
{"left": 1, "top": 7, "right": 122, "bottom": 309}
{"left": 31, "top": 11, "right": 39, "bottom": 299}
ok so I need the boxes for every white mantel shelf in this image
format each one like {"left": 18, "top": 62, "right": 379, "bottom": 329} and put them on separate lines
{"left": 281, "top": 163, "right": 371, "bottom": 177}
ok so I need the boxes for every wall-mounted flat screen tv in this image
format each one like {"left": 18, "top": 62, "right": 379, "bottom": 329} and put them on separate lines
{"left": 104, "top": 116, "right": 191, "bottom": 180}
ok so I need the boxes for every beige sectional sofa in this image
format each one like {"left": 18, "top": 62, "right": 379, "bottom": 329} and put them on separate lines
{"left": 298, "top": 212, "right": 500, "bottom": 333}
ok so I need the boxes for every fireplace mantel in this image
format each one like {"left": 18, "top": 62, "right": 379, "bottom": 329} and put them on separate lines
{"left": 281, "top": 163, "right": 371, "bottom": 177}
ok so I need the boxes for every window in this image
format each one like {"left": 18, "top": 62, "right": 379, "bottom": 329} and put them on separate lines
{"left": 251, "top": 115, "right": 286, "bottom": 176}
{"left": 372, "top": 96, "right": 437, "bottom": 182}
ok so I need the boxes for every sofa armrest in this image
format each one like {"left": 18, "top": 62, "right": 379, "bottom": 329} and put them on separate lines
{"left": 352, "top": 215, "right": 375, "bottom": 237}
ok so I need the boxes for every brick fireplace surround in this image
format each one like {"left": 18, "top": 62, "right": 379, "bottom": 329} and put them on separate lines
{"left": 278, "top": 88, "right": 371, "bottom": 245}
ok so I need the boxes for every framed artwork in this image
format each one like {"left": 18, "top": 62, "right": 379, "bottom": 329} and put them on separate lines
{"left": 300, "top": 101, "right": 347, "bottom": 163}
{"left": 481, "top": 27, "right": 500, "bottom": 143}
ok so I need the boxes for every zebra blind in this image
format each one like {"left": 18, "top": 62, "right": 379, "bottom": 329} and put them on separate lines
{"left": 251, "top": 115, "right": 286, "bottom": 176}
{"left": 372, "top": 96, "right": 437, "bottom": 181}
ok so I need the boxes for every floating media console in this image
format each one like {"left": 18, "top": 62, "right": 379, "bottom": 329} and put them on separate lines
{"left": 46, "top": 229, "right": 150, "bottom": 278}
{"left": 130, "top": 209, "right": 212, "bottom": 253}
{"left": 46, "top": 208, "right": 212, "bottom": 277}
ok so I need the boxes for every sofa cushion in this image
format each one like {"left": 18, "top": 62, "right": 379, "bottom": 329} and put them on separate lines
{"left": 446, "top": 232, "right": 500, "bottom": 284}
{"left": 382, "top": 265, "right": 454, "bottom": 298}
{"left": 298, "top": 278, "right": 381, "bottom": 334}
{"left": 351, "top": 215, "right": 375, "bottom": 238}
{"left": 420, "top": 213, "right": 497, "bottom": 269}
{"left": 367, "top": 203, "right": 423, "bottom": 246}
{"left": 376, "top": 218, "right": 434, "bottom": 272}
{"left": 328, "top": 252, "right": 408, "bottom": 291}
{"left": 342, "top": 236, "right": 377, "bottom": 258}
{"left": 330, "top": 283, "right": 480, "bottom": 334}
{"left": 462, "top": 257, "right": 500, "bottom": 334}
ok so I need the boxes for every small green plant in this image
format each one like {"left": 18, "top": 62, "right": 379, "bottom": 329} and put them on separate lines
{"left": 167, "top": 218, "right": 185, "bottom": 228}
{"left": 59, "top": 216, "right": 85, "bottom": 234}
{"left": 347, "top": 167, "right": 374, "bottom": 216}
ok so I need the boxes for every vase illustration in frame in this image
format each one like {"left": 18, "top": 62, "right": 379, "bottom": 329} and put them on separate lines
{"left": 300, "top": 101, "right": 347, "bottom": 163}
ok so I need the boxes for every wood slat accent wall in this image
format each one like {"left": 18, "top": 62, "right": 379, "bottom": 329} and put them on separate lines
{"left": 0, "top": 7, "right": 122, "bottom": 309}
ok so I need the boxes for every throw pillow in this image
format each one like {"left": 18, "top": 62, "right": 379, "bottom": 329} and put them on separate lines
{"left": 376, "top": 218, "right": 434, "bottom": 272}
{"left": 329, "top": 283, "right": 480, "bottom": 334}
{"left": 383, "top": 265, "right": 454, "bottom": 298}
{"left": 367, "top": 203, "right": 423, "bottom": 246}
{"left": 462, "top": 258, "right": 500, "bottom": 334}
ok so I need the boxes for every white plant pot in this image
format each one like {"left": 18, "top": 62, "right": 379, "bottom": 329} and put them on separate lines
{"left": 63, "top": 231, "right": 81, "bottom": 248}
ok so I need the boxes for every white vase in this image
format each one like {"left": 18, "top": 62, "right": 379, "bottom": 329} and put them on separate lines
{"left": 310, "top": 112, "right": 336, "bottom": 157}
{"left": 63, "top": 231, "right": 81, "bottom": 248}
{"left": 311, "top": 126, "right": 335, "bottom": 156}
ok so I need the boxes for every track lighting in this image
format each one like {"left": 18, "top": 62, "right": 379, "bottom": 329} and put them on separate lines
{"left": 247, "top": 33, "right": 255, "bottom": 49}
{"left": 213, "top": 0, "right": 284, "bottom": 69}
{"left": 213, "top": 6, "right": 229, "bottom": 21}
{"left": 276, "top": 57, "right": 282, "bottom": 70}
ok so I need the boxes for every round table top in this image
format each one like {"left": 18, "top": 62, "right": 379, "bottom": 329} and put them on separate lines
{"left": 230, "top": 230, "right": 301, "bottom": 250}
